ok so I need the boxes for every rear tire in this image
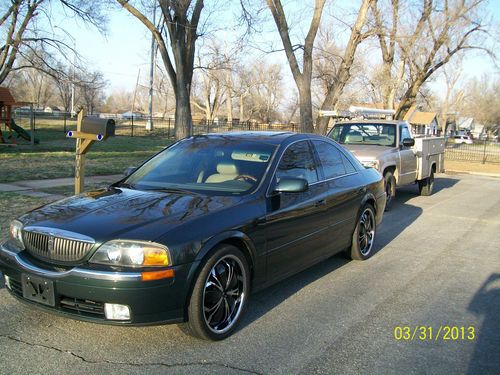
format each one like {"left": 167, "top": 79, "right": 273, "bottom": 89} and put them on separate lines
{"left": 418, "top": 169, "right": 435, "bottom": 196}
{"left": 186, "top": 245, "right": 250, "bottom": 340}
{"left": 350, "top": 204, "right": 376, "bottom": 260}
{"left": 384, "top": 171, "right": 396, "bottom": 211}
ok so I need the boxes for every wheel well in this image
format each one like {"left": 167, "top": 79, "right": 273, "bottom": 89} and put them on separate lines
{"left": 219, "top": 237, "right": 255, "bottom": 280}
{"left": 431, "top": 163, "right": 436, "bottom": 173}
{"left": 365, "top": 198, "right": 376, "bottom": 214}
{"left": 383, "top": 166, "right": 396, "bottom": 177}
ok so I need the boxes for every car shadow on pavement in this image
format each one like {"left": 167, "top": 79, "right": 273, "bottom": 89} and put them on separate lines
{"left": 241, "top": 186, "right": 430, "bottom": 331}
{"left": 467, "top": 273, "right": 500, "bottom": 375}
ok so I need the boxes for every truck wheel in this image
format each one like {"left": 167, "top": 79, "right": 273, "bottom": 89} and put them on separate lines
{"left": 350, "top": 204, "right": 376, "bottom": 260}
{"left": 384, "top": 171, "right": 396, "bottom": 211}
{"left": 418, "top": 170, "right": 435, "bottom": 196}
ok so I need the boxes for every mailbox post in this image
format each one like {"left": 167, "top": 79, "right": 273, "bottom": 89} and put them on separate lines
{"left": 67, "top": 110, "right": 115, "bottom": 194}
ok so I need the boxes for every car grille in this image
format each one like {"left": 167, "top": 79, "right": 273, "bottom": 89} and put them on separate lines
{"left": 59, "top": 296, "right": 105, "bottom": 318}
{"left": 22, "top": 230, "right": 94, "bottom": 263}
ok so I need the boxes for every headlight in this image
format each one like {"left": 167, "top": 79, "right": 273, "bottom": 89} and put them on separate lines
{"left": 9, "top": 220, "right": 24, "bottom": 250}
{"left": 362, "top": 160, "right": 379, "bottom": 170}
{"left": 90, "top": 240, "right": 170, "bottom": 267}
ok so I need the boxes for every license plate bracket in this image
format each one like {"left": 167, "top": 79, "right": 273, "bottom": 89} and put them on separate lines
{"left": 21, "top": 274, "right": 55, "bottom": 307}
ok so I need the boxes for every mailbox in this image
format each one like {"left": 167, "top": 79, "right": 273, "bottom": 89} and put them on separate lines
{"left": 80, "top": 117, "right": 115, "bottom": 139}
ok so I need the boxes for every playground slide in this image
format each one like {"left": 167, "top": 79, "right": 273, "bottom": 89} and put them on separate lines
{"left": 10, "top": 119, "right": 39, "bottom": 144}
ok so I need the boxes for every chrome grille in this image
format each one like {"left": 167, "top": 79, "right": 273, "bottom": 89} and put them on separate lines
{"left": 22, "top": 227, "right": 95, "bottom": 263}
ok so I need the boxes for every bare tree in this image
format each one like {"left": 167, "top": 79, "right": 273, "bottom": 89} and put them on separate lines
{"left": 394, "top": 0, "right": 490, "bottom": 119}
{"left": 266, "top": 0, "right": 326, "bottom": 133}
{"left": 116, "top": 0, "right": 205, "bottom": 139}
{"left": 191, "top": 41, "right": 235, "bottom": 122}
{"left": 314, "top": 0, "right": 374, "bottom": 134}
{"left": 77, "top": 70, "right": 107, "bottom": 115}
{"left": 0, "top": 0, "right": 105, "bottom": 84}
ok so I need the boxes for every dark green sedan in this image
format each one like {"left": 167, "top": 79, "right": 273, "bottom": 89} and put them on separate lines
{"left": 0, "top": 132, "right": 386, "bottom": 340}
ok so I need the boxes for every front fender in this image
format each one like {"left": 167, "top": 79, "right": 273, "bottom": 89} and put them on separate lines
{"left": 196, "top": 230, "right": 258, "bottom": 266}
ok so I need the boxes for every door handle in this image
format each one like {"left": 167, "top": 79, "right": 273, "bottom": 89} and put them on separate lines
{"left": 315, "top": 199, "right": 326, "bottom": 207}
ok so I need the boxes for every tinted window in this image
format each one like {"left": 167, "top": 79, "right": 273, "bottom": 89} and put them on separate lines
{"left": 341, "top": 154, "right": 357, "bottom": 173}
{"left": 276, "top": 141, "right": 318, "bottom": 184}
{"left": 124, "top": 138, "right": 276, "bottom": 195}
{"left": 312, "top": 140, "right": 346, "bottom": 179}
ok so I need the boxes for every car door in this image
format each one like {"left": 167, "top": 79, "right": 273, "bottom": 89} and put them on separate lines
{"left": 311, "top": 140, "right": 363, "bottom": 254}
{"left": 398, "top": 125, "right": 418, "bottom": 184}
{"left": 265, "top": 140, "right": 330, "bottom": 282}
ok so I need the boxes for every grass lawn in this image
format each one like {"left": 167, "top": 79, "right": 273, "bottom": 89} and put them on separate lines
{"left": 0, "top": 192, "right": 51, "bottom": 241}
{"left": 0, "top": 121, "right": 172, "bottom": 183}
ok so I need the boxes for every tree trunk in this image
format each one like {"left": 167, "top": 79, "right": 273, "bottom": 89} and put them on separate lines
{"left": 175, "top": 82, "right": 192, "bottom": 139}
{"left": 298, "top": 81, "right": 314, "bottom": 133}
{"left": 239, "top": 94, "right": 244, "bottom": 121}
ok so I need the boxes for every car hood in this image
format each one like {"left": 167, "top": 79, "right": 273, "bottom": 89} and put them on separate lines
{"left": 341, "top": 144, "right": 396, "bottom": 160}
{"left": 18, "top": 188, "right": 243, "bottom": 243}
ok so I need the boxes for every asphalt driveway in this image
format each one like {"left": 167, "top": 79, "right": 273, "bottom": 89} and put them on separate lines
{"left": 0, "top": 173, "right": 499, "bottom": 374}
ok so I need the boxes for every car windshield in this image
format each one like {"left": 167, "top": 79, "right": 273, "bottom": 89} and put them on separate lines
{"left": 122, "top": 136, "right": 277, "bottom": 195}
{"left": 330, "top": 123, "right": 396, "bottom": 147}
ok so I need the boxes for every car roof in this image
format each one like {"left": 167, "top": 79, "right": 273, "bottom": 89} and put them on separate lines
{"left": 192, "top": 131, "right": 299, "bottom": 145}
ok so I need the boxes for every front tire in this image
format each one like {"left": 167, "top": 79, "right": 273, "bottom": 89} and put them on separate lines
{"left": 350, "top": 204, "right": 376, "bottom": 260}
{"left": 186, "top": 245, "right": 250, "bottom": 340}
{"left": 384, "top": 171, "right": 396, "bottom": 211}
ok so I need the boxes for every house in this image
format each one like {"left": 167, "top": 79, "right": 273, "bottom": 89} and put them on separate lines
{"left": 403, "top": 105, "right": 439, "bottom": 135}
{"left": 456, "top": 117, "right": 485, "bottom": 139}
{"left": 44, "top": 106, "right": 61, "bottom": 115}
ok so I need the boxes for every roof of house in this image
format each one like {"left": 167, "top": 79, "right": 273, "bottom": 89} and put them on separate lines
{"left": 403, "top": 105, "right": 437, "bottom": 125}
{"left": 0, "top": 87, "right": 16, "bottom": 105}
{"left": 409, "top": 111, "right": 437, "bottom": 125}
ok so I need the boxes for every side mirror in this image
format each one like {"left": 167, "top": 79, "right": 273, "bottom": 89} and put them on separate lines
{"left": 274, "top": 177, "right": 309, "bottom": 193}
{"left": 124, "top": 166, "right": 137, "bottom": 177}
{"left": 402, "top": 138, "right": 415, "bottom": 147}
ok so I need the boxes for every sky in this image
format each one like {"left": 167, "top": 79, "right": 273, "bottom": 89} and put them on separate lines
{"left": 55, "top": 1, "right": 500, "bottom": 99}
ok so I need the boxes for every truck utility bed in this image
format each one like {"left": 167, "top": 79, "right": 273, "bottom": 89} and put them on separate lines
{"left": 415, "top": 137, "right": 445, "bottom": 180}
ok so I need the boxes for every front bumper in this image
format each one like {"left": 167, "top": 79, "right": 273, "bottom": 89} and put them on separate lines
{"left": 0, "top": 241, "right": 196, "bottom": 325}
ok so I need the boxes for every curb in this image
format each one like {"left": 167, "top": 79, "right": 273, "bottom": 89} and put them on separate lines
{"left": 445, "top": 170, "right": 500, "bottom": 178}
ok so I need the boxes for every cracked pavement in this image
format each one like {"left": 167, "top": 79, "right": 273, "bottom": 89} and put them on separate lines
{"left": 0, "top": 173, "right": 499, "bottom": 374}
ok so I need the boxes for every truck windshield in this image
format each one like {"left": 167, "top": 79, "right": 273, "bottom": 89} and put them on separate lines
{"left": 330, "top": 123, "right": 396, "bottom": 147}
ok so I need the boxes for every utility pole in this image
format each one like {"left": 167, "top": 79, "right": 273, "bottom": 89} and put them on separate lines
{"left": 70, "top": 41, "right": 76, "bottom": 117}
{"left": 146, "top": 3, "right": 156, "bottom": 131}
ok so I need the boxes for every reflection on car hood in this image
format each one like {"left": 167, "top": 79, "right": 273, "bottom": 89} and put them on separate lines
{"left": 341, "top": 144, "right": 397, "bottom": 160}
{"left": 18, "top": 188, "right": 243, "bottom": 242}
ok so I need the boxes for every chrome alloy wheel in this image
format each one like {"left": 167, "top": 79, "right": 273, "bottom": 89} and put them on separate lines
{"left": 358, "top": 208, "right": 375, "bottom": 256}
{"left": 202, "top": 255, "right": 247, "bottom": 334}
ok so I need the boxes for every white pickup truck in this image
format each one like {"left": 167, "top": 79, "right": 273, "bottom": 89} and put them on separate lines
{"left": 328, "top": 120, "right": 445, "bottom": 209}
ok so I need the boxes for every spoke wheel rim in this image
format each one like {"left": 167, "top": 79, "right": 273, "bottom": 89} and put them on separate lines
{"left": 358, "top": 208, "right": 375, "bottom": 256}
{"left": 202, "top": 254, "right": 247, "bottom": 334}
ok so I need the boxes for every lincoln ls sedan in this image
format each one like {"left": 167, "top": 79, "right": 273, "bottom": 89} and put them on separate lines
{"left": 0, "top": 132, "right": 386, "bottom": 340}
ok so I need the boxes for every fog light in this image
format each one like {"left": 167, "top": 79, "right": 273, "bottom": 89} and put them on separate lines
{"left": 104, "top": 303, "right": 130, "bottom": 320}
{"left": 4, "top": 275, "right": 11, "bottom": 290}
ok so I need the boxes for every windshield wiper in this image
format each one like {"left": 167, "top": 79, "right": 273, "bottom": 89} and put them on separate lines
{"left": 115, "top": 182, "right": 136, "bottom": 190}
{"left": 144, "top": 187, "right": 200, "bottom": 195}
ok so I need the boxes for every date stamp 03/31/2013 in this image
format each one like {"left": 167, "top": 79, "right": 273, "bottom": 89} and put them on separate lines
{"left": 394, "top": 326, "right": 475, "bottom": 341}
